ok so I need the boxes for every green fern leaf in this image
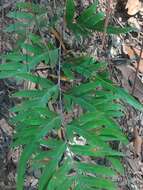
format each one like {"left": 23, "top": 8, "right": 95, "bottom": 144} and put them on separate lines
{"left": 78, "top": 12, "right": 105, "bottom": 29}
{"left": 66, "top": 0, "right": 75, "bottom": 24}
{"left": 16, "top": 2, "right": 47, "bottom": 14}
{"left": 7, "top": 11, "right": 34, "bottom": 20}
{"left": 4, "top": 22, "right": 29, "bottom": 33}
{"left": 96, "top": 75, "right": 143, "bottom": 110}
{"left": 79, "top": 176, "right": 117, "bottom": 190}
{"left": 0, "top": 62, "right": 26, "bottom": 71}
{"left": 71, "top": 144, "right": 124, "bottom": 157}
{"left": 2, "top": 53, "right": 32, "bottom": 62}
{"left": 13, "top": 89, "right": 47, "bottom": 98}
{"left": 93, "top": 20, "right": 134, "bottom": 34}
{"left": 17, "top": 143, "right": 37, "bottom": 190}
{"left": 48, "top": 159, "right": 72, "bottom": 190}
{"left": 108, "top": 157, "right": 124, "bottom": 175}
{"left": 3, "top": 1, "right": 140, "bottom": 190}
{"left": 0, "top": 71, "right": 21, "bottom": 79}
{"left": 77, "top": 2, "right": 98, "bottom": 23}
{"left": 70, "top": 81, "right": 100, "bottom": 96}
{"left": 38, "top": 143, "right": 66, "bottom": 190}
{"left": 16, "top": 73, "right": 53, "bottom": 88}
{"left": 21, "top": 43, "right": 43, "bottom": 55}
{"left": 77, "top": 162, "right": 116, "bottom": 177}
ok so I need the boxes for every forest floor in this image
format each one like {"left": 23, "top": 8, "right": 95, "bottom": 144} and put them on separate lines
{"left": 0, "top": 0, "right": 143, "bottom": 189}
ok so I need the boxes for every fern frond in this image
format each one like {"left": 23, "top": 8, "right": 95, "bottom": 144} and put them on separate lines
{"left": 1, "top": 1, "right": 141, "bottom": 190}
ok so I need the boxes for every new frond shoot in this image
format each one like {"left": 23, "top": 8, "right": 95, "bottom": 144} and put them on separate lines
{"left": 1, "top": 1, "right": 142, "bottom": 190}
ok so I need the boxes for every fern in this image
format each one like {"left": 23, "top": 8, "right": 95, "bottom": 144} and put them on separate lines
{"left": 65, "top": 0, "right": 133, "bottom": 37}
{"left": 1, "top": 1, "right": 142, "bottom": 190}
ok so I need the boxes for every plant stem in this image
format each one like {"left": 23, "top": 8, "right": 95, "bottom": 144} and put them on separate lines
{"left": 101, "top": 0, "right": 112, "bottom": 49}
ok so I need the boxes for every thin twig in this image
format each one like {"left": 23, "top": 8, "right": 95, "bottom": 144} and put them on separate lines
{"left": 51, "top": 28, "right": 67, "bottom": 53}
{"left": 101, "top": 0, "right": 112, "bottom": 49}
{"left": 57, "top": 33, "right": 74, "bottom": 160}
{"left": 132, "top": 38, "right": 143, "bottom": 95}
{"left": 57, "top": 45, "right": 63, "bottom": 114}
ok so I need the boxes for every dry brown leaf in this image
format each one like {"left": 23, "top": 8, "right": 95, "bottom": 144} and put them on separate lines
{"left": 122, "top": 44, "right": 143, "bottom": 73}
{"left": 123, "top": 44, "right": 135, "bottom": 59}
{"left": 125, "top": 0, "right": 142, "bottom": 15}
{"left": 51, "top": 28, "right": 67, "bottom": 53}
{"left": 133, "top": 127, "right": 142, "bottom": 156}
{"left": 123, "top": 44, "right": 143, "bottom": 59}
{"left": 133, "top": 61, "right": 143, "bottom": 73}
{"left": 117, "top": 65, "right": 143, "bottom": 103}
